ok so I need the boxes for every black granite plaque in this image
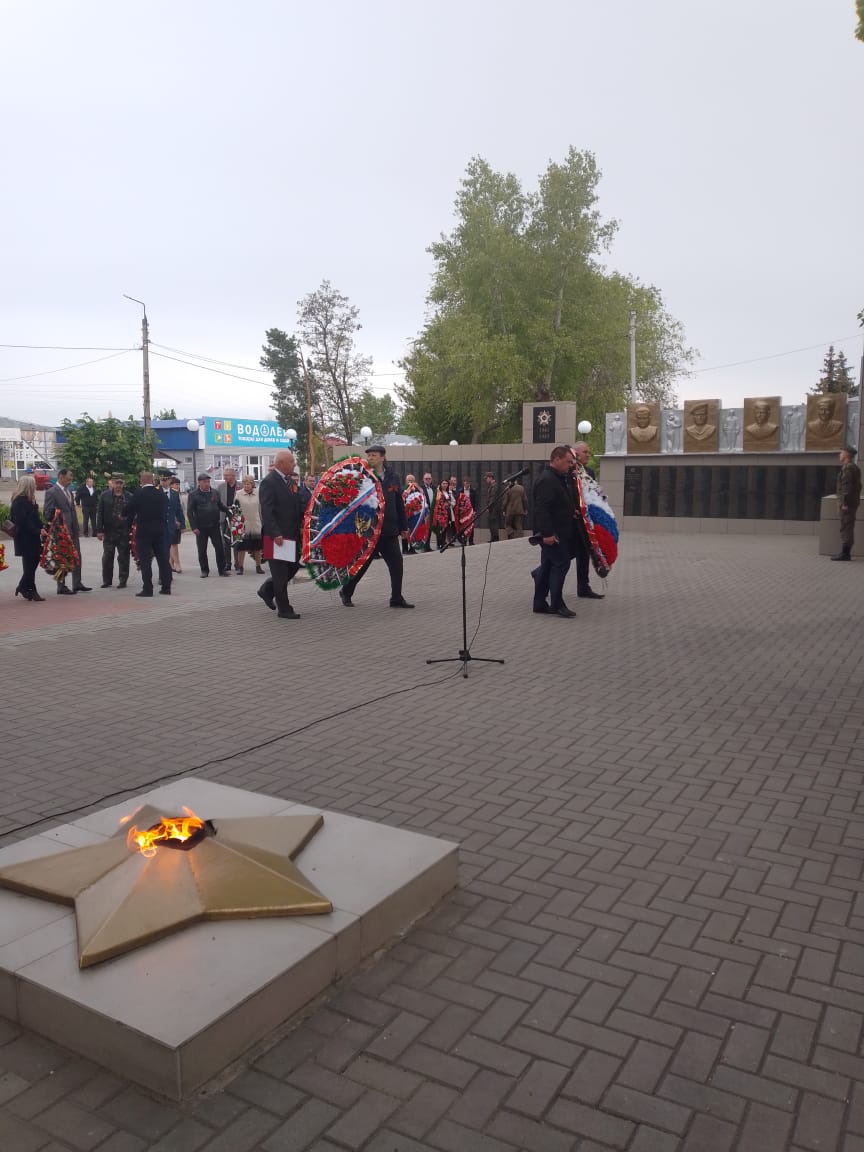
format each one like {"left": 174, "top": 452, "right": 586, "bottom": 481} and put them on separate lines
{"left": 532, "top": 406, "right": 556, "bottom": 443}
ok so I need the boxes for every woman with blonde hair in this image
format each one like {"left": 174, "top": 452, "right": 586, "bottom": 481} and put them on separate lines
{"left": 234, "top": 475, "right": 265, "bottom": 574}
{"left": 10, "top": 475, "right": 45, "bottom": 601}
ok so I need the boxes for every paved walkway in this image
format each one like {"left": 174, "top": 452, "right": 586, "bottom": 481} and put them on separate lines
{"left": 1, "top": 530, "right": 863, "bottom": 1151}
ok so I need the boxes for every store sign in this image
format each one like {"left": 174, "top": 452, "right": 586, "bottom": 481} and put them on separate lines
{"left": 203, "top": 417, "right": 295, "bottom": 449}
{"left": 0, "top": 427, "right": 22, "bottom": 442}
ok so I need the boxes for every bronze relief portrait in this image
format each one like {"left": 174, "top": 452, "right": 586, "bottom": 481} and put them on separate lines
{"left": 805, "top": 393, "right": 847, "bottom": 451}
{"left": 626, "top": 402, "right": 660, "bottom": 454}
{"left": 742, "top": 397, "right": 781, "bottom": 452}
{"left": 683, "top": 399, "right": 719, "bottom": 452}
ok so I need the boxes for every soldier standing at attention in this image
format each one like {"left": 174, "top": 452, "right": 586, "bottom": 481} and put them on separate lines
{"left": 832, "top": 446, "right": 862, "bottom": 561}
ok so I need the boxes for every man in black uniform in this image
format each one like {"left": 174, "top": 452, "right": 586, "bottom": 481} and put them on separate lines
{"left": 125, "top": 471, "right": 173, "bottom": 597}
{"left": 96, "top": 472, "right": 131, "bottom": 588}
{"left": 531, "top": 445, "right": 578, "bottom": 618}
{"left": 339, "top": 444, "right": 414, "bottom": 609}
{"left": 257, "top": 449, "right": 309, "bottom": 619}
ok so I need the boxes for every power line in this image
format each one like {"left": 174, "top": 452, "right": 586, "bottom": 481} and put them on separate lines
{"left": 148, "top": 350, "right": 271, "bottom": 386}
{"left": 0, "top": 343, "right": 135, "bottom": 351}
{"left": 150, "top": 343, "right": 270, "bottom": 373}
{"left": 687, "top": 334, "right": 862, "bottom": 377}
{"left": 0, "top": 349, "right": 136, "bottom": 384}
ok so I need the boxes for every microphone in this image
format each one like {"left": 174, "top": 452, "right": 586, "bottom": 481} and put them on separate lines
{"left": 502, "top": 466, "right": 530, "bottom": 484}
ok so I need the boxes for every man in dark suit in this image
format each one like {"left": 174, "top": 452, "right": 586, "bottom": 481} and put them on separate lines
{"left": 531, "top": 446, "right": 578, "bottom": 618}
{"left": 74, "top": 476, "right": 98, "bottom": 536}
{"left": 43, "top": 467, "right": 90, "bottom": 594}
{"left": 125, "top": 471, "right": 173, "bottom": 597}
{"left": 257, "top": 449, "right": 309, "bottom": 619}
{"left": 339, "top": 444, "right": 413, "bottom": 609}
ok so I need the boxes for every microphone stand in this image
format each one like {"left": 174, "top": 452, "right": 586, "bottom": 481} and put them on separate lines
{"left": 426, "top": 483, "right": 511, "bottom": 679}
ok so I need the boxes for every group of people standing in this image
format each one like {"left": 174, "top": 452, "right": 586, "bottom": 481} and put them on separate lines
{"left": 409, "top": 471, "right": 528, "bottom": 552}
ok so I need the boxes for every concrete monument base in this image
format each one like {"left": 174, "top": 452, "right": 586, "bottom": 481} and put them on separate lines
{"left": 0, "top": 778, "right": 458, "bottom": 1099}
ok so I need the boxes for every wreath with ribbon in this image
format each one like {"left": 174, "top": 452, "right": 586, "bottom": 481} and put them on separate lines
{"left": 403, "top": 484, "right": 430, "bottom": 550}
{"left": 0, "top": 542, "right": 7, "bottom": 573}
{"left": 39, "top": 511, "right": 79, "bottom": 582}
{"left": 302, "top": 456, "right": 384, "bottom": 590}
{"left": 574, "top": 468, "right": 618, "bottom": 578}
{"left": 453, "top": 491, "right": 474, "bottom": 541}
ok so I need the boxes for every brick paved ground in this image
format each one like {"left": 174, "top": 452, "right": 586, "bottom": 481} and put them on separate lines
{"left": 2, "top": 529, "right": 864, "bottom": 1151}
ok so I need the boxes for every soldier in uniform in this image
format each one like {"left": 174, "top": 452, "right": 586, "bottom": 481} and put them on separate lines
{"left": 96, "top": 473, "right": 132, "bottom": 588}
{"left": 832, "top": 446, "right": 862, "bottom": 561}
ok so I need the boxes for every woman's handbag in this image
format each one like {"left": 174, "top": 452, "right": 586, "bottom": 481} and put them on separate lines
{"left": 2, "top": 519, "right": 15, "bottom": 538}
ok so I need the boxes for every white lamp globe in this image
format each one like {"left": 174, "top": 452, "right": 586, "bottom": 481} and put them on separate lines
{"left": 286, "top": 428, "right": 298, "bottom": 441}
{"left": 577, "top": 420, "right": 592, "bottom": 435}
{"left": 360, "top": 425, "right": 372, "bottom": 440}
{"left": 186, "top": 419, "right": 200, "bottom": 433}
{"left": 449, "top": 440, "right": 459, "bottom": 447}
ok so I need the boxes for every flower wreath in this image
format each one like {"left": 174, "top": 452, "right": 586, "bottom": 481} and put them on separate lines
{"left": 403, "top": 483, "right": 430, "bottom": 550}
{"left": 39, "top": 511, "right": 79, "bottom": 582}
{"left": 302, "top": 456, "right": 384, "bottom": 590}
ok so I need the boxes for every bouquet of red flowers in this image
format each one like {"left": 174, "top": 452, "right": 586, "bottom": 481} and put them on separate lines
{"left": 40, "top": 511, "right": 79, "bottom": 582}
{"left": 228, "top": 501, "right": 246, "bottom": 543}
{"left": 0, "top": 541, "right": 7, "bottom": 573}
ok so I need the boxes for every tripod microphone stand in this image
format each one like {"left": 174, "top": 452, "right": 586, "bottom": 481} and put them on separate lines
{"left": 426, "top": 485, "right": 509, "bottom": 679}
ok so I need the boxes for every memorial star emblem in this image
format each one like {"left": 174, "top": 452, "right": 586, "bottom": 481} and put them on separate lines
{"left": 0, "top": 808, "right": 332, "bottom": 968}
{"left": 537, "top": 409, "right": 552, "bottom": 426}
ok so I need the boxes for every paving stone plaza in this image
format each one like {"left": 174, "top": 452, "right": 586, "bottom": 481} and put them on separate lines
{"left": 2, "top": 528, "right": 863, "bottom": 1151}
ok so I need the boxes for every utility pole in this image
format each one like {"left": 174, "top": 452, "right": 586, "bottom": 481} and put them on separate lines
{"left": 123, "top": 295, "right": 151, "bottom": 436}
{"left": 629, "top": 310, "right": 637, "bottom": 403}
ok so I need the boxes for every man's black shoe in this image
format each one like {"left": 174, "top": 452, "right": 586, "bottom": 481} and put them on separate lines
{"left": 100, "top": 582, "right": 112, "bottom": 588}
{"left": 136, "top": 591, "right": 153, "bottom": 598}
{"left": 159, "top": 588, "right": 171, "bottom": 595}
{"left": 257, "top": 586, "right": 276, "bottom": 611}
{"left": 532, "top": 604, "right": 551, "bottom": 614}
{"left": 277, "top": 609, "right": 301, "bottom": 619}
{"left": 74, "top": 584, "right": 92, "bottom": 592}
{"left": 117, "top": 581, "right": 127, "bottom": 589}
{"left": 553, "top": 605, "right": 577, "bottom": 618}
{"left": 831, "top": 551, "right": 851, "bottom": 561}
{"left": 200, "top": 572, "right": 209, "bottom": 578}
{"left": 57, "top": 586, "right": 75, "bottom": 595}
{"left": 577, "top": 589, "right": 605, "bottom": 599}
{"left": 390, "top": 598, "right": 415, "bottom": 608}
{"left": 218, "top": 571, "right": 231, "bottom": 577}
{"left": 339, "top": 589, "right": 353, "bottom": 607}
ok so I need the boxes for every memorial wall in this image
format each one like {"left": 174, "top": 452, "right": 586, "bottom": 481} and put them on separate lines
{"left": 602, "top": 396, "right": 859, "bottom": 524}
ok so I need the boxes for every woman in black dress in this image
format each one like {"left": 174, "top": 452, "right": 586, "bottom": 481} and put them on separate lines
{"left": 10, "top": 475, "right": 45, "bottom": 601}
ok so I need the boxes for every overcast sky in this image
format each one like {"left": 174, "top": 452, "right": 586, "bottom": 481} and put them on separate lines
{"left": 1, "top": 0, "right": 861, "bottom": 431}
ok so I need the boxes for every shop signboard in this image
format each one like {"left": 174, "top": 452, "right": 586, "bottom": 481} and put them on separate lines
{"left": 203, "top": 418, "right": 295, "bottom": 450}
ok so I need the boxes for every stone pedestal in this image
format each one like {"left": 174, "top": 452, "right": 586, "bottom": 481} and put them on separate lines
{"left": 818, "top": 495, "right": 841, "bottom": 556}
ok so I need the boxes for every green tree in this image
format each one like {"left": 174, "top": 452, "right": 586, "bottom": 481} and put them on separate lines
{"left": 399, "top": 150, "right": 694, "bottom": 443}
{"left": 154, "top": 407, "right": 177, "bottom": 420}
{"left": 856, "top": 0, "right": 864, "bottom": 41}
{"left": 260, "top": 328, "right": 317, "bottom": 462}
{"left": 810, "top": 345, "right": 858, "bottom": 396}
{"left": 298, "top": 281, "right": 371, "bottom": 444}
{"left": 351, "top": 389, "right": 402, "bottom": 436}
{"left": 58, "top": 415, "right": 158, "bottom": 489}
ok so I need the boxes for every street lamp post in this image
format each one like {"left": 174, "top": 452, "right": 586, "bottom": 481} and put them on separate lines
{"left": 286, "top": 429, "right": 298, "bottom": 472}
{"left": 360, "top": 425, "right": 372, "bottom": 447}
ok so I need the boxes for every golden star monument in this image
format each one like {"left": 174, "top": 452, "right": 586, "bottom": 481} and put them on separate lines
{"left": 0, "top": 808, "right": 332, "bottom": 968}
